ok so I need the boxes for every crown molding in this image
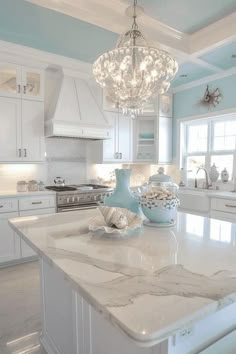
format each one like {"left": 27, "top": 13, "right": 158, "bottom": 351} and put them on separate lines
{"left": 177, "top": 107, "right": 236, "bottom": 123}
{"left": 0, "top": 40, "right": 92, "bottom": 78}
{"left": 172, "top": 67, "right": 236, "bottom": 93}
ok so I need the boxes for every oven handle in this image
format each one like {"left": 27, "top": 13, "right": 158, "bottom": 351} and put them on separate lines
{"left": 58, "top": 205, "right": 98, "bottom": 213}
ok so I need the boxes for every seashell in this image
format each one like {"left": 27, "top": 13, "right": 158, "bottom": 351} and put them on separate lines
{"left": 98, "top": 206, "right": 128, "bottom": 229}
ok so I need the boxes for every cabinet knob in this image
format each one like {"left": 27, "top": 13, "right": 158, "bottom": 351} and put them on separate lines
{"left": 18, "top": 148, "right": 22, "bottom": 158}
{"left": 17, "top": 84, "right": 21, "bottom": 94}
{"left": 24, "top": 149, "right": 27, "bottom": 158}
{"left": 23, "top": 85, "right": 26, "bottom": 94}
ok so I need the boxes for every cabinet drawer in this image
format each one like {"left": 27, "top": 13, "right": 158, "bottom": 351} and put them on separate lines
{"left": 0, "top": 199, "right": 18, "bottom": 213}
{"left": 19, "top": 196, "right": 55, "bottom": 211}
{"left": 211, "top": 198, "right": 236, "bottom": 214}
{"left": 211, "top": 210, "right": 236, "bottom": 223}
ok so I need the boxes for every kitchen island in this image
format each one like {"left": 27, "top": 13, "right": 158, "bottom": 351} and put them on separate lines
{"left": 9, "top": 210, "right": 236, "bottom": 354}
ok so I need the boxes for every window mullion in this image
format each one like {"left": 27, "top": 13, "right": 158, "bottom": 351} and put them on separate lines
{"left": 206, "top": 121, "right": 211, "bottom": 171}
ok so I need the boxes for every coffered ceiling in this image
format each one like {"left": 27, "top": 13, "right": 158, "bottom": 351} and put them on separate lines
{"left": 23, "top": 0, "right": 236, "bottom": 88}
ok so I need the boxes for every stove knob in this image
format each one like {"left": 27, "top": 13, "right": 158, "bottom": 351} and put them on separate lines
{"left": 66, "top": 197, "right": 70, "bottom": 203}
{"left": 71, "top": 196, "right": 75, "bottom": 203}
{"left": 76, "top": 196, "right": 80, "bottom": 202}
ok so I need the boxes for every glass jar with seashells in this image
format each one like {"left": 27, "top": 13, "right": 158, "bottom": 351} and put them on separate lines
{"left": 139, "top": 167, "right": 179, "bottom": 226}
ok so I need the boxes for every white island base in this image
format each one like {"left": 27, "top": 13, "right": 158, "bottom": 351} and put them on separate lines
{"left": 40, "top": 259, "right": 236, "bottom": 354}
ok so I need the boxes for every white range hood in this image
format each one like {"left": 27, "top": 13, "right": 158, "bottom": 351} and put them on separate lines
{"left": 45, "top": 68, "right": 110, "bottom": 140}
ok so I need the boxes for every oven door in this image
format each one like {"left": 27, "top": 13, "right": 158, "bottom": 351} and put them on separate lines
{"left": 57, "top": 203, "right": 99, "bottom": 213}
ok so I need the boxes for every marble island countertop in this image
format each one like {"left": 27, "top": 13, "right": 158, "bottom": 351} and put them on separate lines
{"left": 9, "top": 209, "right": 236, "bottom": 345}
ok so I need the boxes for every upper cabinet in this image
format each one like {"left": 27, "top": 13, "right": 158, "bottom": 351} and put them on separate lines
{"left": 88, "top": 112, "right": 133, "bottom": 163}
{"left": 159, "top": 94, "right": 172, "bottom": 118}
{"left": 95, "top": 92, "right": 173, "bottom": 164}
{"left": 133, "top": 94, "right": 173, "bottom": 164}
{"left": 0, "top": 63, "right": 21, "bottom": 98}
{"left": 0, "top": 97, "right": 45, "bottom": 162}
{"left": 0, "top": 97, "right": 21, "bottom": 162}
{"left": 0, "top": 61, "right": 45, "bottom": 163}
{"left": 21, "top": 100, "right": 45, "bottom": 162}
{"left": 21, "top": 66, "right": 44, "bottom": 101}
{"left": 0, "top": 62, "right": 44, "bottom": 101}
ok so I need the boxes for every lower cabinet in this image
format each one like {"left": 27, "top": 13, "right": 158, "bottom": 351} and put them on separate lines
{"left": 0, "top": 211, "right": 21, "bottom": 263}
{"left": 19, "top": 207, "right": 56, "bottom": 258}
{"left": 0, "top": 195, "right": 56, "bottom": 267}
{"left": 210, "top": 197, "right": 236, "bottom": 223}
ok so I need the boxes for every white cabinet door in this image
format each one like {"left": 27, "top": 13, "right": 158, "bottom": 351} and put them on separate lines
{"left": 21, "top": 66, "right": 44, "bottom": 101}
{"left": 0, "top": 97, "right": 21, "bottom": 162}
{"left": 19, "top": 207, "right": 55, "bottom": 258}
{"left": 133, "top": 116, "right": 156, "bottom": 162}
{"left": 103, "top": 113, "right": 117, "bottom": 161}
{"left": 159, "top": 94, "right": 172, "bottom": 118}
{"left": 0, "top": 62, "right": 21, "bottom": 98}
{"left": 118, "top": 115, "right": 132, "bottom": 162}
{"left": 0, "top": 212, "right": 21, "bottom": 264}
{"left": 158, "top": 117, "right": 172, "bottom": 163}
{"left": 21, "top": 100, "right": 45, "bottom": 162}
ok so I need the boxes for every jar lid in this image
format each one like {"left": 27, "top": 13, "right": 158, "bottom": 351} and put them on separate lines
{"left": 149, "top": 167, "right": 172, "bottom": 183}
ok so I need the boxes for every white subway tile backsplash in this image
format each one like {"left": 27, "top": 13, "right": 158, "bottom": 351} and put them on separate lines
{"left": 0, "top": 138, "right": 88, "bottom": 190}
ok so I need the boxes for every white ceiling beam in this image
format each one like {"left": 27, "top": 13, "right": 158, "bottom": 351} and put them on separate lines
{"left": 172, "top": 67, "right": 236, "bottom": 93}
{"left": 190, "top": 12, "right": 236, "bottom": 56}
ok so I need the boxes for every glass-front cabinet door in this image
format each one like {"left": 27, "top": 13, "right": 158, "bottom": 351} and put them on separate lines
{"left": 0, "top": 63, "right": 21, "bottom": 98}
{"left": 134, "top": 116, "right": 157, "bottom": 162}
{"left": 21, "top": 67, "right": 44, "bottom": 101}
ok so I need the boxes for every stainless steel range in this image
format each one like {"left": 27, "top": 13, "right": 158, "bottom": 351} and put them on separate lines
{"left": 45, "top": 184, "right": 113, "bottom": 213}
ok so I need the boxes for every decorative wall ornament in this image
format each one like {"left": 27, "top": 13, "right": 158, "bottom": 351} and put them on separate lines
{"left": 199, "top": 85, "right": 222, "bottom": 109}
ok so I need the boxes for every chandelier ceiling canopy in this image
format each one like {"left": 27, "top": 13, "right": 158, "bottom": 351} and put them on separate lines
{"left": 93, "top": 0, "right": 178, "bottom": 116}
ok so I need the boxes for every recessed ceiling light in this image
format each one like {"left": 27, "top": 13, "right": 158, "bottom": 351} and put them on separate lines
{"left": 180, "top": 74, "right": 188, "bottom": 78}
{"left": 231, "top": 54, "right": 236, "bottom": 58}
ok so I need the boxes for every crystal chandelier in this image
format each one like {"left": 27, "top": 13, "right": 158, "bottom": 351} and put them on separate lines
{"left": 93, "top": 0, "right": 178, "bottom": 116}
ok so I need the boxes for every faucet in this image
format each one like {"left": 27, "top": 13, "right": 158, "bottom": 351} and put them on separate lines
{"left": 194, "top": 167, "right": 210, "bottom": 189}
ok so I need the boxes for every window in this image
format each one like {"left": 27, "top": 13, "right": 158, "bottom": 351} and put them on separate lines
{"left": 180, "top": 115, "right": 236, "bottom": 180}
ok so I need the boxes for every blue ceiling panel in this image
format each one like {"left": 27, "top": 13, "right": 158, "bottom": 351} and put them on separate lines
{"left": 0, "top": 0, "right": 118, "bottom": 63}
{"left": 139, "top": 0, "right": 236, "bottom": 33}
{"left": 200, "top": 42, "right": 236, "bottom": 70}
{"left": 171, "top": 62, "right": 214, "bottom": 87}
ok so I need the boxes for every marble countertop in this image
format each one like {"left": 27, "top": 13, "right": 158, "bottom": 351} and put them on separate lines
{"left": 9, "top": 209, "right": 236, "bottom": 345}
{"left": 0, "top": 190, "right": 56, "bottom": 198}
{"left": 179, "top": 188, "right": 236, "bottom": 200}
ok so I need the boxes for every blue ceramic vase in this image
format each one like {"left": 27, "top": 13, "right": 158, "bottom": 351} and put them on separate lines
{"left": 104, "top": 169, "right": 141, "bottom": 215}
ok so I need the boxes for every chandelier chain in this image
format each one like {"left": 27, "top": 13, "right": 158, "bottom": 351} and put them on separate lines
{"left": 132, "top": 0, "right": 138, "bottom": 31}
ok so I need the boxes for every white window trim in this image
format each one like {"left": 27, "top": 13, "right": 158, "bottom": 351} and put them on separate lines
{"left": 177, "top": 111, "right": 236, "bottom": 181}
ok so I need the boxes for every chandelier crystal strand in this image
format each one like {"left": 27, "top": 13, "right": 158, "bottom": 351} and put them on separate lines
{"left": 93, "top": 0, "right": 178, "bottom": 116}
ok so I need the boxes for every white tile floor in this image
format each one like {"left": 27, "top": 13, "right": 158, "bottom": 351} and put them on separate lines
{"left": 0, "top": 261, "right": 46, "bottom": 354}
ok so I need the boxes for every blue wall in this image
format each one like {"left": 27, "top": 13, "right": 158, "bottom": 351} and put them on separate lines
{"left": 174, "top": 75, "right": 236, "bottom": 119}
{"left": 173, "top": 74, "right": 236, "bottom": 159}
{"left": 0, "top": 0, "right": 118, "bottom": 63}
